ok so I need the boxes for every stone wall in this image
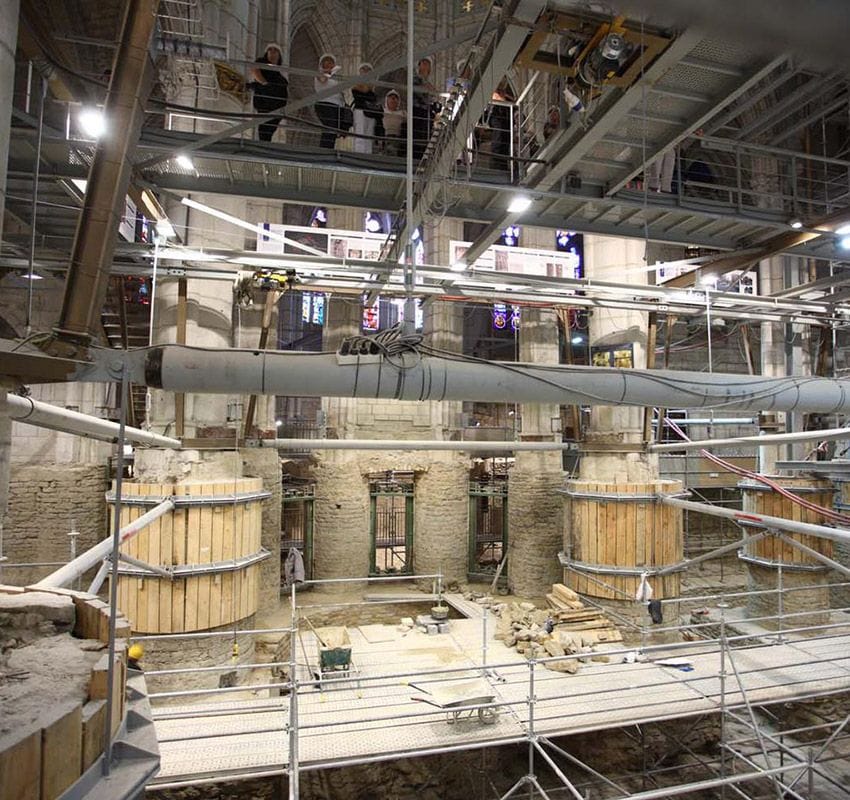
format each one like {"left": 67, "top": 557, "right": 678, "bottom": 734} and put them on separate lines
{"left": 746, "top": 563, "right": 830, "bottom": 629}
{"left": 241, "top": 449, "right": 283, "bottom": 611}
{"left": 139, "top": 617, "right": 258, "bottom": 697}
{"left": 3, "top": 464, "right": 108, "bottom": 586}
{"left": 508, "top": 454, "right": 563, "bottom": 600}
{"left": 832, "top": 538, "right": 850, "bottom": 610}
{"left": 311, "top": 451, "right": 469, "bottom": 585}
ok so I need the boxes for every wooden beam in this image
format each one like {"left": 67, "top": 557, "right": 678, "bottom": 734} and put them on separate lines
{"left": 242, "top": 290, "right": 280, "bottom": 438}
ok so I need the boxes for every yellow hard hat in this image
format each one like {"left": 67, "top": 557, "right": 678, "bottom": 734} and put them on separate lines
{"left": 128, "top": 644, "right": 144, "bottom": 661}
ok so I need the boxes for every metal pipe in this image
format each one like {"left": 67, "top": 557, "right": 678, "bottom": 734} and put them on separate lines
{"left": 7, "top": 393, "right": 181, "bottom": 448}
{"left": 103, "top": 368, "right": 128, "bottom": 775}
{"left": 650, "top": 425, "right": 850, "bottom": 452}
{"left": 35, "top": 497, "right": 175, "bottom": 588}
{"left": 139, "top": 346, "right": 850, "bottom": 414}
{"left": 661, "top": 495, "right": 850, "bottom": 546}
{"left": 262, "top": 438, "right": 575, "bottom": 451}
{"left": 26, "top": 76, "right": 47, "bottom": 337}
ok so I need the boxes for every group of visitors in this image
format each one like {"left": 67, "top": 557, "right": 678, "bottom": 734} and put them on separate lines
{"left": 248, "top": 43, "right": 437, "bottom": 154}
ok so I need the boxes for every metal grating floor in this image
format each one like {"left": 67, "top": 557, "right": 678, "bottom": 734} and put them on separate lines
{"left": 150, "top": 621, "right": 850, "bottom": 784}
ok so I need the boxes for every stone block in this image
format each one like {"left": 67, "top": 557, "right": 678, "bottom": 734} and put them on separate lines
{"left": 0, "top": 592, "right": 75, "bottom": 630}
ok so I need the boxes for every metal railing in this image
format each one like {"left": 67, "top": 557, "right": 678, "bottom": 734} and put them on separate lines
{"left": 140, "top": 570, "right": 850, "bottom": 798}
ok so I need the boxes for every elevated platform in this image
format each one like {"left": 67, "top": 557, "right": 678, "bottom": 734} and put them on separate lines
{"left": 149, "top": 617, "right": 850, "bottom": 786}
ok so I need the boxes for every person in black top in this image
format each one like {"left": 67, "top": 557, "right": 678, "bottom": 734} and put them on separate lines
{"left": 412, "top": 56, "right": 438, "bottom": 160}
{"left": 351, "top": 63, "right": 383, "bottom": 154}
{"left": 249, "top": 43, "right": 288, "bottom": 142}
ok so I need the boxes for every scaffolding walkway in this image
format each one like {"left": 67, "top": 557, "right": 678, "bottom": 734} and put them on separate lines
{"left": 149, "top": 619, "right": 850, "bottom": 786}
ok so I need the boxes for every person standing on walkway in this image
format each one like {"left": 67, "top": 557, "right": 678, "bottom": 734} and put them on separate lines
{"left": 249, "top": 43, "right": 288, "bottom": 142}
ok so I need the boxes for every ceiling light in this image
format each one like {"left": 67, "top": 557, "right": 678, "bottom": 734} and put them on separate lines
{"left": 175, "top": 154, "right": 194, "bottom": 170}
{"left": 789, "top": 218, "right": 803, "bottom": 230}
{"left": 20, "top": 271, "right": 43, "bottom": 280}
{"left": 571, "top": 335, "right": 583, "bottom": 344}
{"left": 450, "top": 259, "right": 467, "bottom": 272}
{"left": 841, "top": 236, "right": 850, "bottom": 251}
{"left": 275, "top": 419, "right": 283, "bottom": 428}
{"left": 836, "top": 224, "right": 850, "bottom": 236}
{"left": 78, "top": 108, "right": 106, "bottom": 139}
{"left": 507, "top": 195, "right": 532, "bottom": 214}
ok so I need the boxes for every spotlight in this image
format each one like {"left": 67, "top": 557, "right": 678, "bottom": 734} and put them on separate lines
{"left": 78, "top": 108, "right": 106, "bottom": 139}
{"left": 20, "top": 271, "right": 43, "bottom": 280}
{"left": 571, "top": 335, "right": 583, "bottom": 345}
{"left": 175, "top": 154, "right": 194, "bottom": 170}
{"left": 507, "top": 195, "right": 532, "bottom": 214}
{"left": 789, "top": 218, "right": 803, "bottom": 230}
{"left": 275, "top": 419, "right": 283, "bottom": 428}
{"left": 837, "top": 224, "right": 850, "bottom": 236}
{"left": 841, "top": 236, "right": 850, "bottom": 251}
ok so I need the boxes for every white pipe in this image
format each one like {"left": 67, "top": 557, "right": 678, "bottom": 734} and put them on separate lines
{"left": 661, "top": 496, "right": 850, "bottom": 546}
{"left": 650, "top": 426, "right": 850, "bottom": 452}
{"left": 263, "top": 438, "right": 574, "bottom": 451}
{"left": 141, "top": 346, "right": 850, "bottom": 415}
{"left": 7, "top": 394, "right": 181, "bottom": 448}
{"left": 35, "top": 497, "right": 175, "bottom": 588}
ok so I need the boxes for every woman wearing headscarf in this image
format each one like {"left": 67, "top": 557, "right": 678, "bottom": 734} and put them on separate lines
{"left": 249, "top": 43, "right": 288, "bottom": 142}
{"left": 351, "top": 62, "right": 381, "bottom": 154}
{"left": 381, "top": 90, "right": 406, "bottom": 157}
{"left": 314, "top": 53, "right": 351, "bottom": 149}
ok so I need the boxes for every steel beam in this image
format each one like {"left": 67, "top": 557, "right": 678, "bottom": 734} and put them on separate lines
{"left": 459, "top": 28, "right": 703, "bottom": 267}
{"left": 52, "top": 0, "right": 160, "bottom": 350}
{"left": 606, "top": 56, "right": 789, "bottom": 196}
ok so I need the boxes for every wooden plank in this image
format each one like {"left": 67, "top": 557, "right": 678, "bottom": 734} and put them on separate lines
{"left": 80, "top": 700, "right": 106, "bottom": 772}
{"left": 221, "top": 571, "right": 234, "bottom": 626}
{"left": 0, "top": 728, "right": 40, "bottom": 800}
{"left": 184, "top": 484, "right": 204, "bottom": 631}
{"left": 195, "top": 483, "right": 214, "bottom": 631}
{"left": 172, "top": 577, "right": 186, "bottom": 633}
{"left": 41, "top": 704, "right": 82, "bottom": 800}
{"left": 158, "top": 496, "right": 174, "bottom": 634}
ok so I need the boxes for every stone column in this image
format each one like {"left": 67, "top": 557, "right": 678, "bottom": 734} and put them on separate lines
{"left": 508, "top": 307, "right": 563, "bottom": 599}
{"left": 581, "top": 235, "right": 657, "bottom": 482}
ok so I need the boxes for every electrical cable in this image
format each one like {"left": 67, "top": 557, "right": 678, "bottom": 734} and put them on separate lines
{"left": 663, "top": 416, "right": 850, "bottom": 525}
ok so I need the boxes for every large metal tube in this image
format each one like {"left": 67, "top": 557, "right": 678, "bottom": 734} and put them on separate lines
{"left": 140, "top": 346, "right": 850, "bottom": 414}
{"left": 650, "top": 426, "right": 850, "bottom": 452}
{"left": 661, "top": 495, "right": 850, "bottom": 546}
{"left": 7, "top": 393, "right": 181, "bottom": 448}
{"left": 262, "top": 438, "right": 573, "bottom": 451}
{"left": 35, "top": 497, "right": 174, "bottom": 588}
{"left": 53, "top": 0, "right": 160, "bottom": 347}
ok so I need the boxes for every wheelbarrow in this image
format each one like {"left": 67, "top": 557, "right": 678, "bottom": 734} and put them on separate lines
{"left": 411, "top": 679, "right": 499, "bottom": 725}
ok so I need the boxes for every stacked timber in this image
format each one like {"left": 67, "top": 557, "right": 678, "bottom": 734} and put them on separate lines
{"left": 494, "top": 583, "right": 621, "bottom": 674}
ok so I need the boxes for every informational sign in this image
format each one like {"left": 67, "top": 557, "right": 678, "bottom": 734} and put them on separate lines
{"left": 492, "top": 303, "right": 520, "bottom": 331}
{"left": 119, "top": 196, "right": 137, "bottom": 242}
{"left": 656, "top": 262, "right": 757, "bottom": 295}
{"left": 451, "top": 240, "right": 583, "bottom": 281}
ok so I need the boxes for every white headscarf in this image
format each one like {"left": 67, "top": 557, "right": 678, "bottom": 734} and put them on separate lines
{"left": 315, "top": 53, "right": 343, "bottom": 105}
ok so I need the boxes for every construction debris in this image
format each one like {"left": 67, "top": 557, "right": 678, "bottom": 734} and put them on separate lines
{"left": 487, "top": 584, "right": 621, "bottom": 674}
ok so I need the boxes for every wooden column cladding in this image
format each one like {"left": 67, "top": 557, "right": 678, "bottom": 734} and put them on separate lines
{"left": 739, "top": 476, "right": 834, "bottom": 568}
{"left": 563, "top": 480, "right": 684, "bottom": 600}
{"left": 108, "top": 478, "right": 266, "bottom": 633}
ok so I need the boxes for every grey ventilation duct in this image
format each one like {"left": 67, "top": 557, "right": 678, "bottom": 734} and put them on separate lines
{"left": 131, "top": 346, "right": 850, "bottom": 415}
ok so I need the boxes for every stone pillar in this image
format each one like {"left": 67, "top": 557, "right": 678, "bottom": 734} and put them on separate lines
{"left": 757, "top": 257, "right": 787, "bottom": 474}
{"left": 0, "top": 389, "right": 11, "bottom": 538}
{"left": 581, "top": 235, "right": 657, "bottom": 482}
{"left": 0, "top": 0, "right": 20, "bottom": 244}
{"left": 508, "top": 307, "right": 563, "bottom": 599}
